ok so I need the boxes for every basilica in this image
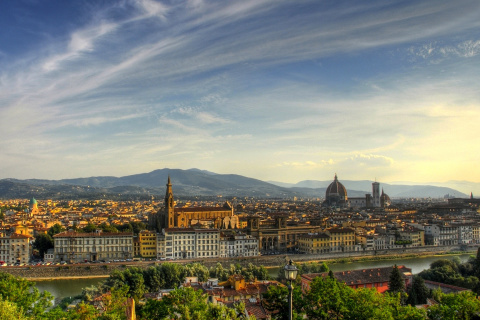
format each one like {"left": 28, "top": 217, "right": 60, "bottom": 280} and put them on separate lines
{"left": 150, "top": 177, "right": 239, "bottom": 231}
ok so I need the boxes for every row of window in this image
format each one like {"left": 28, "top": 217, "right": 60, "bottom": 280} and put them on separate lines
{"left": 55, "top": 238, "right": 131, "bottom": 245}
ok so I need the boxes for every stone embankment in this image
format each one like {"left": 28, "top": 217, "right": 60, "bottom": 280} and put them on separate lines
{"left": 2, "top": 244, "right": 477, "bottom": 280}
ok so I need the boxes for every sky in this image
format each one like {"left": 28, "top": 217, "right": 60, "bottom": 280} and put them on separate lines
{"left": 1, "top": 0, "right": 480, "bottom": 186}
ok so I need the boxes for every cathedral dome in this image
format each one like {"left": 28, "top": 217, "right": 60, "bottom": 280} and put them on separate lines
{"left": 325, "top": 174, "right": 347, "bottom": 199}
{"left": 323, "top": 174, "right": 348, "bottom": 208}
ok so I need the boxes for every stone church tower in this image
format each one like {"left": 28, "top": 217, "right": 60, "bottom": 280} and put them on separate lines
{"left": 164, "top": 176, "right": 175, "bottom": 228}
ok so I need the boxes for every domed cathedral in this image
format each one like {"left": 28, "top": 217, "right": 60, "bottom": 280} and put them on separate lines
{"left": 150, "top": 176, "right": 239, "bottom": 231}
{"left": 323, "top": 174, "right": 348, "bottom": 208}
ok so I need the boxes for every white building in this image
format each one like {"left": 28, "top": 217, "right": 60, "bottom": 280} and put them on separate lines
{"left": 457, "top": 224, "right": 473, "bottom": 244}
{"left": 53, "top": 230, "right": 133, "bottom": 262}
{"left": 220, "top": 232, "right": 259, "bottom": 258}
{"left": 0, "top": 233, "right": 32, "bottom": 265}
{"left": 438, "top": 224, "right": 458, "bottom": 246}
{"left": 164, "top": 228, "right": 220, "bottom": 260}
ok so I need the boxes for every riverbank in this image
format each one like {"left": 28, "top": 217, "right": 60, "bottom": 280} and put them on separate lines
{"left": 2, "top": 244, "right": 477, "bottom": 280}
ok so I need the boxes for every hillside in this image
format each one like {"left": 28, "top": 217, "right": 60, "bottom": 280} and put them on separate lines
{"left": 0, "top": 169, "right": 468, "bottom": 200}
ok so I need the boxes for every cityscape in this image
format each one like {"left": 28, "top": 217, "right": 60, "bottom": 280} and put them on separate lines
{"left": 2, "top": 174, "right": 479, "bottom": 266}
{"left": 1, "top": 173, "right": 480, "bottom": 318}
{"left": 1, "top": 0, "right": 480, "bottom": 319}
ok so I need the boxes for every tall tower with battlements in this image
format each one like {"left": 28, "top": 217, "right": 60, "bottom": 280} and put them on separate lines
{"left": 372, "top": 181, "right": 380, "bottom": 207}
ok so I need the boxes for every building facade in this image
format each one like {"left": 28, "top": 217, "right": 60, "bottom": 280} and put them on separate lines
{"left": 152, "top": 177, "right": 238, "bottom": 230}
{"left": 297, "top": 233, "right": 331, "bottom": 254}
{"left": 219, "top": 232, "right": 259, "bottom": 258}
{"left": 53, "top": 231, "right": 133, "bottom": 262}
{"left": 163, "top": 228, "right": 220, "bottom": 260}
{"left": 138, "top": 230, "right": 157, "bottom": 258}
{"left": 0, "top": 233, "right": 32, "bottom": 264}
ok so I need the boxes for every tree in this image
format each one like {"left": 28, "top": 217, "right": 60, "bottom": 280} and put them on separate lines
{"left": 82, "top": 223, "right": 97, "bottom": 233}
{"left": 262, "top": 285, "right": 290, "bottom": 320}
{"left": 474, "top": 247, "right": 480, "bottom": 278}
{"left": 406, "top": 276, "right": 429, "bottom": 306}
{"left": 427, "top": 290, "right": 480, "bottom": 320}
{"left": 302, "top": 275, "right": 353, "bottom": 319}
{"left": 99, "top": 223, "right": 118, "bottom": 233}
{"left": 161, "top": 287, "right": 209, "bottom": 319}
{"left": 388, "top": 265, "right": 405, "bottom": 294}
{"left": 0, "top": 272, "right": 52, "bottom": 318}
{"left": 138, "top": 299, "right": 169, "bottom": 320}
{"left": 48, "top": 223, "right": 64, "bottom": 237}
{"left": 0, "top": 300, "right": 29, "bottom": 320}
{"left": 33, "top": 233, "right": 54, "bottom": 259}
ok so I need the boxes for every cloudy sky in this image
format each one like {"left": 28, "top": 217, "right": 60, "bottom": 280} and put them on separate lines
{"left": 1, "top": 0, "right": 479, "bottom": 185}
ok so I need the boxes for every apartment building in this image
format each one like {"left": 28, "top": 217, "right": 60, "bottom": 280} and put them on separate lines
{"left": 439, "top": 224, "right": 459, "bottom": 246}
{"left": 397, "top": 229, "right": 425, "bottom": 247}
{"left": 473, "top": 225, "right": 480, "bottom": 244}
{"left": 0, "top": 233, "right": 32, "bottom": 264}
{"left": 457, "top": 224, "right": 474, "bottom": 244}
{"left": 297, "top": 232, "right": 330, "bottom": 254}
{"left": 138, "top": 230, "right": 157, "bottom": 258}
{"left": 164, "top": 228, "right": 220, "bottom": 260}
{"left": 53, "top": 230, "right": 133, "bottom": 262}
{"left": 219, "top": 232, "right": 259, "bottom": 258}
{"left": 328, "top": 227, "right": 356, "bottom": 252}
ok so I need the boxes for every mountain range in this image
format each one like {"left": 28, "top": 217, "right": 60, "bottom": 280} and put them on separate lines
{"left": 0, "top": 168, "right": 469, "bottom": 200}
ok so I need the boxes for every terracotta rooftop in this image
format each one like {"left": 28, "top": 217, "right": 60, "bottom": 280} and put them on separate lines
{"left": 175, "top": 207, "right": 231, "bottom": 213}
{"left": 302, "top": 265, "right": 411, "bottom": 286}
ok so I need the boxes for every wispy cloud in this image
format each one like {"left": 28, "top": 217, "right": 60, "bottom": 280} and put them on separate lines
{"left": 1, "top": 0, "right": 480, "bottom": 182}
{"left": 408, "top": 39, "right": 480, "bottom": 62}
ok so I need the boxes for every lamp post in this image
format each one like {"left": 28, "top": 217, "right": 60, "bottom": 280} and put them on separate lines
{"left": 284, "top": 260, "right": 298, "bottom": 320}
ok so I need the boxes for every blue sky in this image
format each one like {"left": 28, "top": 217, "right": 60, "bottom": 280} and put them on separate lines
{"left": 1, "top": 0, "right": 480, "bottom": 187}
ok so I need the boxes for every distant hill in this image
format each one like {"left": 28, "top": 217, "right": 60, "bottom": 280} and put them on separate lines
{"left": 0, "top": 169, "right": 468, "bottom": 200}
{"left": 0, "top": 169, "right": 298, "bottom": 200}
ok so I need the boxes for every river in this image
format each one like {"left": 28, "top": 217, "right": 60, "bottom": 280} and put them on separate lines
{"left": 35, "top": 253, "right": 473, "bottom": 301}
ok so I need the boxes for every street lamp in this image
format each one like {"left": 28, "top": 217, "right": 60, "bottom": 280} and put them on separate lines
{"left": 284, "top": 260, "right": 298, "bottom": 320}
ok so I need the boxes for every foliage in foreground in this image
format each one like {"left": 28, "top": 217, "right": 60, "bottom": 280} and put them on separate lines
{"left": 263, "top": 271, "right": 480, "bottom": 320}
{"left": 418, "top": 249, "right": 480, "bottom": 294}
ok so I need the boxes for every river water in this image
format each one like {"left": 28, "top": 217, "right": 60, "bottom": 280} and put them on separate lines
{"left": 35, "top": 253, "right": 473, "bottom": 301}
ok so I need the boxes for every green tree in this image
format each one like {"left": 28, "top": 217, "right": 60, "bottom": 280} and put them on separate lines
{"left": 33, "top": 233, "right": 54, "bottom": 259}
{"left": 160, "top": 287, "right": 209, "bottom": 319}
{"left": 0, "top": 272, "right": 52, "bottom": 318}
{"left": 388, "top": 265, "right": 405, "bottom": 294}
{"left": 99, "top": 222, "right": 118, "bottom": 233}
{"left": 427, "top": 290, "right": 480, "bottom": 320}
{"left": 82, "top": 223, "right": 97, "bottom": 233}
{"left": 138, "top": 299, "right": 169, "bottom": 320}
{"left": 0, "top": 300, "right": 29, "bottom": 320}
{"left": 262, "top": 285, "right": 290, "bottom": 320}
{"left": 302, "top": 275, "right": 353, "bottom": 319}
{"left": 406, "top": 276, "right": 429, "bottom": 306}
{"left": 474, "top": 247, "right": 480, "bottom": 278}
{"left": 48, "top": 223, "right": 64, "bottom": 237}
{"left": 104, "top": 268, "right": 145, "bottom": 302}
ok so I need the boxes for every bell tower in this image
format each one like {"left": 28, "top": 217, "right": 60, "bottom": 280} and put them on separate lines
{"left": 165, "top": 176, "right": 175, "bottom": 228}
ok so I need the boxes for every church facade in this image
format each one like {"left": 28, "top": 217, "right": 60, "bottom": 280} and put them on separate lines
{"left": 151, "top": 177, "right": 239, "bottom": 230}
